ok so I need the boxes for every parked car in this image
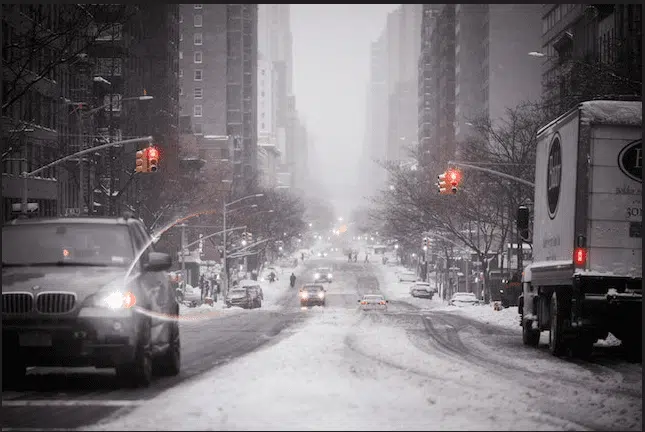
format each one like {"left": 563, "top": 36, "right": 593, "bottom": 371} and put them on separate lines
{"left": 2, "top": 214, "right": 180, "bottom": 389}
{"left": 449, "top": 292, "right": 481, "bottom": 307}
{"left": 299, "top": 284, "right": 326, "bottom": 307}
{"left": 398, "top": 271, "right": 418, "bottom": 283}
{"left": 410, "top": 282, "right": 435, "bottom": 299}
{"left": 240, "top": 279, "right": 263, "bottom": 302}
{"left": 225, "top": 286, "right": 261, "bottom": 309}
{"left": 182, "top": 284, "right": 202, "bottom": 307}
{"left": 358, "top": 294, "right": 388, "bottom": 311}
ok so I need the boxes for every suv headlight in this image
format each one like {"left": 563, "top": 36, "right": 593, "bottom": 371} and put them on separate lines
{"left": 318, "top": 292, "right": 325, "bottom": 299}
{"left": 93, "top": 290, "right": 137, "bottom": 309}
{"left": 314, "top": 273, "right": 320, "bottom": 279}
{"left": 327, "top": 273, "right": 332, "bottom": 279}
{"left": 300, "top": 291, "right": 309, "bottom": 299}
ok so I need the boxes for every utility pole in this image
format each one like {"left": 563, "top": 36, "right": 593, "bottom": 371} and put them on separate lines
{"left": 107, "top": 92, "right": 115, "bottom": 216}
{"left": 222, "top": 199, "right": 228, "bottom": 298}
{"left": 180, "top": 223, "right": 187, "bottom": 279}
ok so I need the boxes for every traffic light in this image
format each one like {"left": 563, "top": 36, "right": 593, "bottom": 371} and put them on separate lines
{"left": 135, "top": 150, "right": 148, "bottom": 173}
{"left": 437, "top": 172, "right": 449, "bottom": 194}
{"left": 147, "top": 146, "right": 159, "bottom": 172}
{"left": 242, "top": 232, "right": 248, "bottom": 242}
{"left": 422, "top": 237, "right": 429, "bottom": 248}
{"left": 447, "top": 169, "right": 460, "bottom": 194}
{"left": 247, "top": 232, "right": 253, "bottom": 243}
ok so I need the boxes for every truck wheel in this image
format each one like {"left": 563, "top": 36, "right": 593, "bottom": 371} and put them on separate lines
{"left": 570, "top": 336, "right": 594, "bottom": 359}
{"left": 522, "top": 319, "right": 540, "bottom": 347}
{"left": 549, "top": 292, "right": 568, "bottom": 357}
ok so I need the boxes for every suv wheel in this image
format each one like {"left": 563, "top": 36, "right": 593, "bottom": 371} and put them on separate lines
{"left": 117, "top": 318, "right": 153, "bottom": 387}
{"left": 154, "top": 321, "right": 181, "bottom": 377}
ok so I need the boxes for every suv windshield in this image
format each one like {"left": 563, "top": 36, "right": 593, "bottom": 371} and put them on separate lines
{"left": 2, "top": 224, "right": 134, "bottom": 267}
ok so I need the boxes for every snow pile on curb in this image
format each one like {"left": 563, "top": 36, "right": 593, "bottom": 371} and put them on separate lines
{"left": 445, "top": 303, "right": 521, "bottom": 331}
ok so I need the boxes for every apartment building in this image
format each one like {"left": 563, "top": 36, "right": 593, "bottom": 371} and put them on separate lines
{"left": 179, "top": 4, "right": 258, "bottom": 190}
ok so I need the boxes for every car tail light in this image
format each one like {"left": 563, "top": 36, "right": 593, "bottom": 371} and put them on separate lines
{"left": 573, "top": 247, "right": 587, "bottom": 266}
{"left": 379, "top": 301, "right": 386, "bottom": 305}
{"left": 360, "top": 301, "right": 367, "bottom": 305}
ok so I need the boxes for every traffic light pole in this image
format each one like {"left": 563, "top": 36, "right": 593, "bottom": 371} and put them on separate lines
{"left": 446, "top": 161, "right": 535, "bottom": 188}
{"left": 21, "top": 136, "right": 153, "bottom": 215}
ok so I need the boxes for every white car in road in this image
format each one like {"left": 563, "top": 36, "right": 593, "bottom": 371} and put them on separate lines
{"left": 448, "top": 292, "right": 481, "bottom": 307}
{"left": 358, "top": 294, "right": 388, "bottom": 311}
{"left": 398, "top": 271, "right": 418, "bottom": 283}
{"left": 410, "top": 282, "right": 435, "bottom": 299}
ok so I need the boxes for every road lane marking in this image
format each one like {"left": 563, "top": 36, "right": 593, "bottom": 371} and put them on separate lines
{"left": 3, "top": 428, "right": 83, "bottom": 431}
{"left": 1, "top": 399, "right": 143, "bottom": 407}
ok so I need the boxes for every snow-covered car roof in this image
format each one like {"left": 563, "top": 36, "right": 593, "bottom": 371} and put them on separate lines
{"left": 362, "top": 294, "right": 385, "bottom": 300}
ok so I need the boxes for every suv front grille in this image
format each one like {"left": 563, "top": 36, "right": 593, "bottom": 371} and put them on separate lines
{"left": 2, "top": 293, "right": 34, "bottom": 314}
{"left": 36, "top": 292, "right": 76, "bottom": 314}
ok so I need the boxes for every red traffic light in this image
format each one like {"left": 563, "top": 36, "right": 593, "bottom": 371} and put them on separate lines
{"left": 447, "top": 169, "right": 461, "bottom": 186}
{"left": 147, "top": 147, "right": 159, "bottom": 160}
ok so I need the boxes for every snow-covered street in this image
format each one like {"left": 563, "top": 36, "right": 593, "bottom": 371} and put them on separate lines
{"left": 81, "top": 259, "right": 641, "bottom": 431}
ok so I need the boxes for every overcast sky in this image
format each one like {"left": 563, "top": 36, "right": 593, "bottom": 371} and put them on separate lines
{"left": 290, "top": 4, "right": 400, "bottom": 217}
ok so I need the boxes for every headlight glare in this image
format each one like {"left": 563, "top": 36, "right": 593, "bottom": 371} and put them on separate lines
{"left": 314, "top": 273, "right": 320, "bottom": 279}
{"left": 318, "top": 292, "right": 325, "bottom": 299}
{"left": 99, "top": 291, "right": 137, "bottom": 309}
{"left": 328, "top": 273, "right": 332, "bottom": 278}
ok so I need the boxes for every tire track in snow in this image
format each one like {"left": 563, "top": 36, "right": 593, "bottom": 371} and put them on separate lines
{"left": 421, "top": 313, "right": 639, "bottom": 431}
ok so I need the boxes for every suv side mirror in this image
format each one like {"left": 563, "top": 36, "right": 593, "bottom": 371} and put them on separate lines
{"left": 517, "top": 206, "right": 530, "bottom": 242}
{"left": 145, "top": 252, "right": 172, "bottom": 272}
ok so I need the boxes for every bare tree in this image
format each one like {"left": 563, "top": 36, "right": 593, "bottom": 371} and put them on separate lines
{"left": 2, "top": 5, "right": 134, "bottom": 110}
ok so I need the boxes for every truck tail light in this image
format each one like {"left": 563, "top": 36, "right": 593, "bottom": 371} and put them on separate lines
{"left": 573, "top": 247, "right": 587, "bottom": 266}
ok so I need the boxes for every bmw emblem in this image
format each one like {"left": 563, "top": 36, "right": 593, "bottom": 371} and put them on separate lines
{"left": 31, "top": 285, "right": 41, "bottom": 291}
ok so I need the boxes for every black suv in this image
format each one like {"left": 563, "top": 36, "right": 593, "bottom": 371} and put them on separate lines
{"left": 2, "top": 215, "right": 180, "bottom": 389}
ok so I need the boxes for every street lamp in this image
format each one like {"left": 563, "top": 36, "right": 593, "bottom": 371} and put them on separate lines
{"left": 222, "top": 193, "right": 264, "bottom": 296}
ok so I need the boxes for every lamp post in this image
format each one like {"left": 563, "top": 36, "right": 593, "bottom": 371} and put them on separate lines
{"left": 221, "top": 193, "right": 264, "bottom": 297}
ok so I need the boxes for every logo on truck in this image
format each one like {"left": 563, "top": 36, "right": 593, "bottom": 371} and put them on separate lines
{"left": 618, "top": 139, "right": 642, "bottom": 183}
{"left": 547, "top": 133, "right": 562, "bottom": 219}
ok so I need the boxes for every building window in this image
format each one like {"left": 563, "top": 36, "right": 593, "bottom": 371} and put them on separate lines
{"left": 194, "top": 123, "right": 203, "bottom": 134}
{"left": 179, "top": 51, "right": 183, "bottom": 59}
{"left": 194, "top": 4, "right": 203, "bottom": 9}
{"left": 179, "top": 87, "right": 183, "bottom": 96}
{"left": 261, "top": 123, "right": 265, "bottom": 129}
{"left": 179, "top": 68, "right": 183, "bottom": 77}
{"left": 261, "top": 69, "right": 265, "bottom": 76}
{"left": 179, "top": 14, "right": 183, "bottom": 23}
{"left": 194, "top": 105, "right": 203, "bottom": 117}
{"left": 103, "top": 94, "right": 122, "bottom": 111}
{"left": 194, "top": 87, "right": 203, "bottom": 99}
{"left": 194, "top": 69, "right": 203, "bottom": 81}
{"left": 194, "top": 14, "right": 202, "bottom": 27}
{"left": 194, "top": 32, "right": 203, "bottom": 45}
{"left": 194, "top": 51, "right": 202, "bottom": 63}
{"left": 96, "top": 58, "right": 123, "bottom": 76}
{"left": 180, "top": 33, "right": 183, "bottom": 42}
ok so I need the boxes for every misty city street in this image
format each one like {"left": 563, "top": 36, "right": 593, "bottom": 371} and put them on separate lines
{"left": 2, "top": 3, "right": 642, "bottom": 431}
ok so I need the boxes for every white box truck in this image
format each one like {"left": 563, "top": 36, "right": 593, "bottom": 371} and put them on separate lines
{"left": 517, "top": 100, "right": 642, "bottom": 359}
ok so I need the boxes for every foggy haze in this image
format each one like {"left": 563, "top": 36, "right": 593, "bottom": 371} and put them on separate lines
{"left": 290, "top": 4, "right": 400, "bottom": 217}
